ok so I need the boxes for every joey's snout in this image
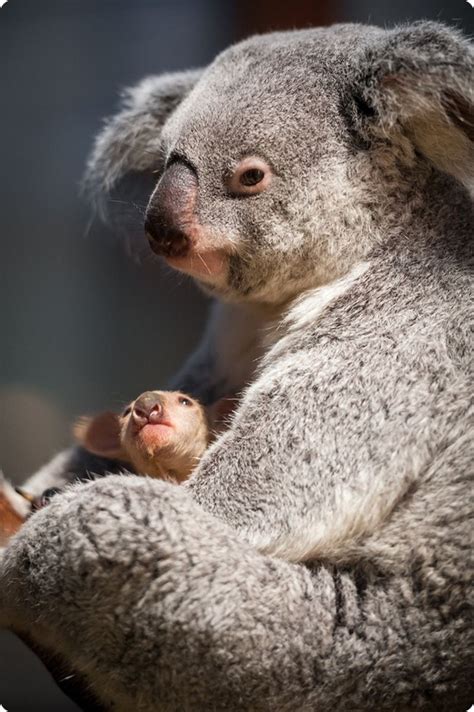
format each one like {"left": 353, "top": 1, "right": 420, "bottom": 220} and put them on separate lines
{"left": 132, "top": 392, "right": 165, "bottom": 427}
{"left": 145, "top": 161, "right": 197, "bottom": 258}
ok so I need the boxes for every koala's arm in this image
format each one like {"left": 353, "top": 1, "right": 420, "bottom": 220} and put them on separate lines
{"left": 0, "top": 474, "right": 470, "bottom": 712}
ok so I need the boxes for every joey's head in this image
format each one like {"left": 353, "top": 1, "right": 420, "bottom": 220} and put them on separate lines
{"left": 75, "top": 390, "right": 210, "bottom": 483}
{"left": 87, "top": 22, "right": 473, "bottom": 306}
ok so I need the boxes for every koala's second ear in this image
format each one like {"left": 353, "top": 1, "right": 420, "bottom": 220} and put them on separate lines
{"left": 74, "top": 412, "right": 128, "bottom": 461}
{"left": 350, "top": 22, "right": 473, "bottom": 190}
{"left": 84, "top": 68, "right": 203, "bottom": 218}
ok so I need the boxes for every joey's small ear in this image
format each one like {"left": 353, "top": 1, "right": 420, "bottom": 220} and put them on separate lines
{"left": 83, "top": 68, "right": 203, "bottom": 219}
{"left": 350, "top": 22, "right": 473, "bottom": 190}
{"left": 74, "top": 412, "right": 127, "bottom": 461}
{"left": 206, "top": 396, "right": 239, "bottom": 435}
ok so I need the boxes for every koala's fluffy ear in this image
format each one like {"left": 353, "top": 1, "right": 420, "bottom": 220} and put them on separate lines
{"left": 74, "top": 412, "right": 128, "bottom": 461}
{"left": 350, "top": 22, "right": 473, "bottom": 190}
{"left": 84, "top": 69, "right": 202, "bottom": 218}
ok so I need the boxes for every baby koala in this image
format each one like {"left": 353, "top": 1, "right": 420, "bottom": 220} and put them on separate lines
{"left": 0, "top": 390, "right": 232, "bottom": 545}
{"left": 75, "top": 390, "right": 211, "bottom": 483}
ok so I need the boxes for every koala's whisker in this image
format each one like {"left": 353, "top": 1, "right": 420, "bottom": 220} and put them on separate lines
{"left": 82, "top": 213, "right": 96, "bottom": 240}
{"left": 196, "top": 252, "right": 212, "bottom": 276}
{"left": 132, "top": 202, "right": 147, "bottom": 217}
{"left": 107, "top": 198, "right": 147, "bottom": 218}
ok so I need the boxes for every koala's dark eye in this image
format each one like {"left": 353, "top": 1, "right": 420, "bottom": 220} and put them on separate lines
{"left": 240, "top": 168, "right": 264, "bottom": 186}
{"left": 179, "top": 396, "right": 193, "bottom": 406}
{"left": 122, "top": 405, "right": 132, "bottom": 417}
{"left": 228, "top": 157, "right": 272, "bottom": 196}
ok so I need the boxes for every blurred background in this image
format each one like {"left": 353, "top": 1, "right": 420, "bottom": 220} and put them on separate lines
{"left": 0, "top": 1, "right": 472, "bottom": 709}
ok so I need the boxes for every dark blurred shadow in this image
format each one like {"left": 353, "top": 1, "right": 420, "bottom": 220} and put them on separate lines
{"left": 0, "top": 630, "right": 80, "bottom": 711}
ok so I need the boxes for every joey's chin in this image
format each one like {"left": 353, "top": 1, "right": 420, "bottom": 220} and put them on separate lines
{"left": 134, "top": 423, "right": 174, "bottom": 452}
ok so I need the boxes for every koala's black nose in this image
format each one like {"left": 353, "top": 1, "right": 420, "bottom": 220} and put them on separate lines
{"left": 145, "top": 160, "right": 197, "bottom": 258}
{"left": 132, "top": 392, "right": 163, "bottom": 425}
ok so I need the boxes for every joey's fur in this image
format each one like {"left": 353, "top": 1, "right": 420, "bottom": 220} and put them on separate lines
{"left": 0, "top": 21, "right": 472, "bottom": 711}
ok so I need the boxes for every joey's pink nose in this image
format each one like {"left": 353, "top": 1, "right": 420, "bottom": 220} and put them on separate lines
{"left": 132, "top": 392, "right": 163, "bottom": 426}
{"left": 145, "top": 160, "right": 197, "bottom": 258}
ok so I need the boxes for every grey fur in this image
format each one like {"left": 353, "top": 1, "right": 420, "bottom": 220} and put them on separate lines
{"left": 85, "top": 68, "right": 203, "bottom": 219}
{"left": 1, "top": 21, "right": 473, "bottom": 711}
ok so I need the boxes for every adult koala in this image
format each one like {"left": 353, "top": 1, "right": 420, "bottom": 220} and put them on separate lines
{"left": 1, "top": 21, "right": 472, "bottom": 712}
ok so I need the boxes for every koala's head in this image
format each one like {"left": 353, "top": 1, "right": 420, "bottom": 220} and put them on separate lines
{"left": 86, "top": 22, "right": 473, "bottom": 306}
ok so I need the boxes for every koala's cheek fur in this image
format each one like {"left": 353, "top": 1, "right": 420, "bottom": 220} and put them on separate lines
{"left": 201, "top": 159, "right": 379, "bottom": 305}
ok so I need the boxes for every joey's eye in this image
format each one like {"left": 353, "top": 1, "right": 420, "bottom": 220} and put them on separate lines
{"left": 179, "top": 396, "right": 192, "bottom": 406}
{"left": 228, "top": 157, "right": 272, "bottom": 196}
{"left": 122, "top": 406, "right": 132, "bottom": 417}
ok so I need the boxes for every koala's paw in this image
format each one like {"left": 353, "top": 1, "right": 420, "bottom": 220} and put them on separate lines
{"left": 0, "top": 475, "right": 187, "bottom": 627}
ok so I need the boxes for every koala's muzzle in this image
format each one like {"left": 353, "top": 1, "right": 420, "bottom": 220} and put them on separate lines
{"left": 145, "top": 161, "right": 197, "bottom": 258}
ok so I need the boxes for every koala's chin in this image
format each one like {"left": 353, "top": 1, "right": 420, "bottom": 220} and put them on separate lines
{"left": 165, "top": 248, "right": 229, "bottom": 292}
